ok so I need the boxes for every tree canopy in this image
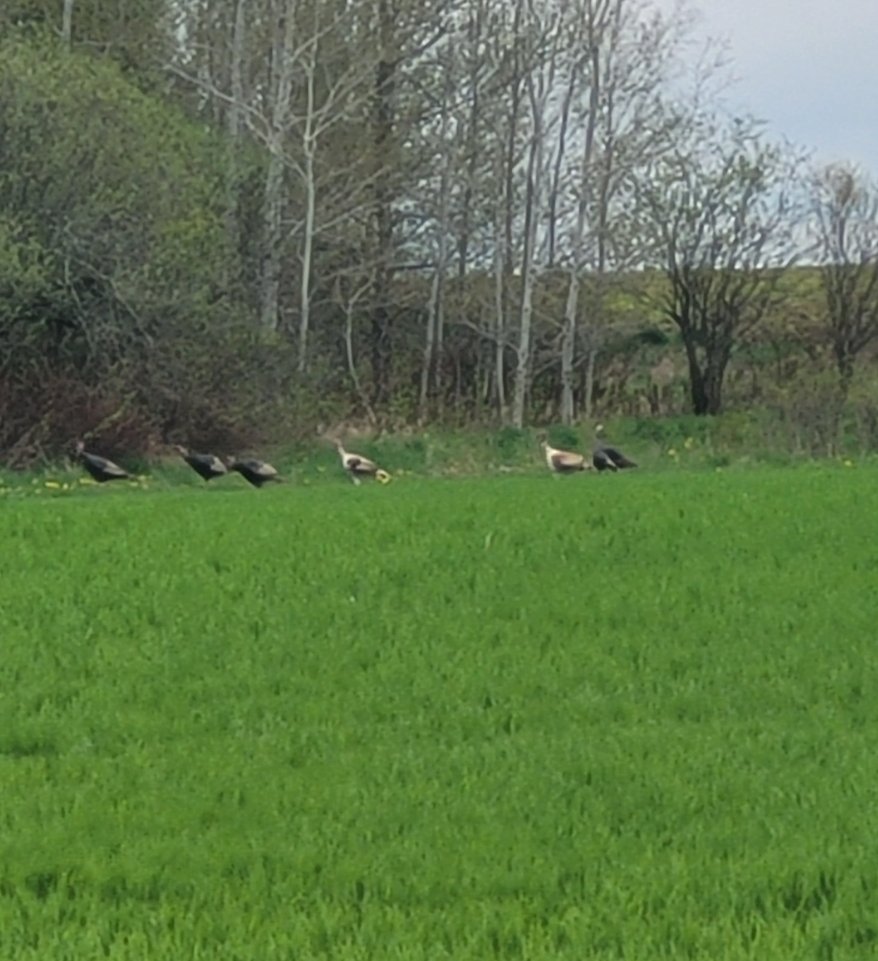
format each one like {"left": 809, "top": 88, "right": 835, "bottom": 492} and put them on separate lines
{"left": 1, "top": 1, "right": 876, "bottom": 463}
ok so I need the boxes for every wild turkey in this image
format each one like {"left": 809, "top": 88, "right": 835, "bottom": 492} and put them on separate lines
{"left": 227, "top": 456, "right": 282, "bottom": 488}
{"left": 541, "top": 440, "right": 591, "bottom": 474}
{"left": 593, "top": 425, "right": 637, "bottom": 472}
{"left": 75, "top": 440, "right": 130, "bottom": 483}
{"left": 335, "top": 440, "right": 389, "bottom": 485}
{"left": 174, "top": 444, "right": 227, "bottom": 482}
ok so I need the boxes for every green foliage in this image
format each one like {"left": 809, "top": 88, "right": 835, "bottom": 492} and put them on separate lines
{"left": 494, "top": 426, "right": 532, "bottom": 460}
{"left": 0, "top": 35, "right": 232, "bottom": 334}
{"left": 1, "top": 0, "right": 173, "bottom": 78}
{"left": 543, "top": 424, "right": 581, "bottom": 451}
{"left": 0, "top": 36, "right": 283, "bottom": 458}
{"left": 1, "top": 470, "right": 878, "bottom": 958}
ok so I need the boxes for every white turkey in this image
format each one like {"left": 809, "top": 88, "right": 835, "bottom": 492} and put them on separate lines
{"left": 335, "top": 440, "right": 389, "bottom": 485}
{"left": 541, "top": 440, "right": 591, "bottom": 475}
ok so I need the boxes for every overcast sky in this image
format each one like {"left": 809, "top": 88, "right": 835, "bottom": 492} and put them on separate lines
{"left": 661, "top": 0, "right": 878, "bottom": 173}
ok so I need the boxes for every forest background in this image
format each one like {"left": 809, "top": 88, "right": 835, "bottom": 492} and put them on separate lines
{"left": 2, "top": 0, "right": 877, "bottom": 466}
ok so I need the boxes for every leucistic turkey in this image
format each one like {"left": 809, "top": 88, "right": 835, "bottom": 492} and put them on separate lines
{"left": 75, "top": 440, "right": 130, "bottom": 483}
{"left": 593, "top": 425, "right": 637, "bottom": 472}
{"left": 541, "top": 440, "right": 591, "bottom": 475}
{"left": 174, "top": 444, "right": 227, "bottom": 482}
{"left": 227, "top": 456, "right": 282, "bottom": 488}
{"left": 335, "top": 441, "right": 390, "bottom": 485}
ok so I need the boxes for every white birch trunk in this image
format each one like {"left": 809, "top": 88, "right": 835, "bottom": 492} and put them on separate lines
{"left": 511, "top": 103, "right": 544, "bottom": 429}
{"left": 492, "top": 150, "right": 507, "bottom": 416}
{"left": 225, "top": 0, "right": 247, "bottom": 277}
{"left": 61, "top": 0, "right": 75, "bottom": 47}
{"left": 419, "top": 74, "right": 454, "bottom": 418}
{"left": 561, "top": 24, "right": 602, "bottom": 424}
{"left": 297, "top": 58, "right": 317, "bottom": 373}
{"left": 511, "top": 4, "right": 559, "bottom": 429}
{"left": 343, "top": 295, "right": 377, "bottom": 426}
{"left": 259, "top": 2, "right": 296, "bottom": 332}
{"left": 546, "top": 68, "right": 577, "bottom": 269}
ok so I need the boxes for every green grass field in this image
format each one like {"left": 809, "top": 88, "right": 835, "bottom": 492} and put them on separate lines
{"left": 2, "top": 467, "right": 877, "bottom": 959}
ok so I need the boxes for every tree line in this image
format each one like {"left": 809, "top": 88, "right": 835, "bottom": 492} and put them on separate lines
{"left": 1, "top": 0, "right": 877, "bottom": 464}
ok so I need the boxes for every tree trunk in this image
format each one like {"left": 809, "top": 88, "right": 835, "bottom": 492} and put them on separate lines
{"left": 297, "top": 146, "right": 316, "bottom": 373}
{"left": 260, "top": 157, "right": 285, "bottom": 331}
{"left": 297, "top": 62, "right": 317, "bottom": 374}
{"left": 584, "top": 341, "right": 597, "bottom": 418}
{"left": 259, "top": 3, "right": 296, "bottom": 332}
{"left": 342, "top": 291, "right": 377, "bottom": 427}
{"left": 560, "top": 270, "right": 579, "bottom": 424}
{"left": 369, "top": 0, "right": 395, "bottom": 407}
{"left": 512, "top": 5, "right": 556, "bottom": 429}
{"left": 684, "top": 338, "right": 727, "bottom": 415}
{"left": 546, "top": 68, "right": 577, "bottom": 269}
{"left": 835, "top": 345, "right": 854, "bottom": 400}
{"left": 492, "top": 158, "right": 507, "bottom": 417}
{"left": 561, "top": 31, "right": 601, "bottom": 425}
{"left": 511, "top": 88, "right": 544, "bottom": 429}
{"left": 224, "top": 0, "right": 247, "bottom": 287}
{"left": 61, "top": 0, "right": 75, "bottom": 47}
{"left": 419, "top": 73, "right": 453, "bottom": 419}
{"left": 456, "top": 2, "right": 483, "bottom": 279}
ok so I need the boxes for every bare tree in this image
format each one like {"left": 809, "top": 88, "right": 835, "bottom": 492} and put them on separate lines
{"left": 636, "top": 114, "right": 805, "bottom": 415}
{"left": 811, "top": 163, "right": 878, "bottom": 396}
{"left": 559, "top": 0, "right": 610, "bottom": 424}
{"left": 511, "top": 0, "right": 563, "bottom": 428}
{"left": 171, "top": 0, "right": 377, "bottom": 359}
{"left": 287, "top": 7, "right": 374, "bottom": 373}
{"left": 454, "top": 0, "right": 494, "bottom": 279}
{"left": 62, "top": 0, "right": 75, "bottom": 46}
{"left": 419, "top": 59, "right": 455, "bottom": 419}
{"left": 558, "top": 0, "right": 693, "bottom": 422}
{"left": 544, "top": 15, "right": 581, "bottom": 270}
{"left": 259, "top": 0, "right": 296, "bottom": 331}
{"left": 360, "top": 0, "right": 449, "bottom": 407}
{"left": 223, "top": 0, "right": 248, "bottom": 285}
{"left": 478, "top": 0, "right": 529, "bottom": 420}
{"left": 333, "top": 272, "right": 378, "bottom": 425}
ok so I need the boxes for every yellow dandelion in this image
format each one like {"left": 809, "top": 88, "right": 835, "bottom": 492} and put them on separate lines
{"left": 667, "top": 448, "right": 678, "bottom": 458}
{"left": 44, "top": 481, "right": 61, "bottom": 490}
{"left": 843, "top": 459, "right": 854, "bottom": 468}
{"left": 79, "top": 477, "right": 96, "bottom": 486}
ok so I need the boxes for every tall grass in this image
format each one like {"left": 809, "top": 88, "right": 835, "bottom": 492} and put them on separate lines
{"left": 1, "top": 469, "right": 877, "bottom": 959}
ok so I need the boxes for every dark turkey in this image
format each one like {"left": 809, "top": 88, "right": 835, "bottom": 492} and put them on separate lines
{"left": 227, "top": 457, "right": 282, "bottom": 488}
{"left": 174, "top": 444, "right": 227, "bottom": 481}
{"left": 592, "top": 425, "right": 637, "bottom": 472}
{"left": 593, "top": 446, "right": 637, "bottom": 471}
{"left": 75, "top": 441, "right": 130, "bottom": 483}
